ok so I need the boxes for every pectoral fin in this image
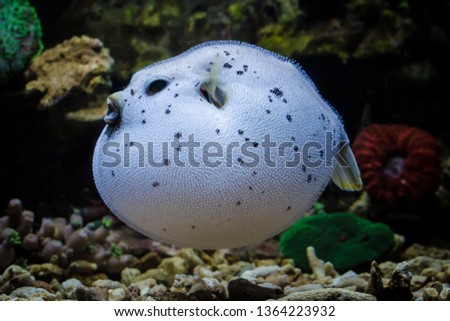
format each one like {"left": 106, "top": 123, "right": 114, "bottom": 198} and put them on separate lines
{"left": 200, "top": 54, "right": 228, "bottom": 108}
{"left": 332, "top": 143, "right": 363, "bottom": 191}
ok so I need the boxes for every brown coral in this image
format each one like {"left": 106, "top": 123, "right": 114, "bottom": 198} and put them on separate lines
{"left": 0, "top": 199, "right": 138, "bottom": 274}
{"left": 25, "top": 35, "right": 114, "bottom": 121}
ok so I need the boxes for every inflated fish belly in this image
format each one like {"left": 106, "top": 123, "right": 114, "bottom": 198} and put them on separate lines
{"left": 92, "top": 41, "right": 362, "bottom": 249}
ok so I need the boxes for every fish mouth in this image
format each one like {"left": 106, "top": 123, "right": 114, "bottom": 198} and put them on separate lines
{"left": 104, "top": 94, "right": 122, "bottom": 126}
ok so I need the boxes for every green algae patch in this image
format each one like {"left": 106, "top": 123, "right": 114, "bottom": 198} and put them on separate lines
{"left": 280, "top": 212, "right": 395, "bottom": 271}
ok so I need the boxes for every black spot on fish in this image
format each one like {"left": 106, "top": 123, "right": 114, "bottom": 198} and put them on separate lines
{"left": 191, "top": 225, "right": 195, "bottom": 229}
{"left": 168, "top": 104, "right": 172, "bottom": 108}
{"left": 224, "top": 50, "right": 230, "bottom": 56}
{"left": 244, "top": 137, "right": 250, "bottom": 141}
{"left": 141, "top": 110, "right": 145, "bottom": 113}
{"left": 152, "top": 181, "right": 160, "bottom": 187}
{"left": 174, "top": 132, "right": 182, "bottom": 139}
{"left": 307, "top": 175, "right": 312, "bottom": 183}
{"left": 237, "top": 157, "right": 244, "bottom": 165}
{"left": 164, "top": 158, "right": 169, "bottom": 166}
{"left": 129, "top": 142, "right": 134, "bottom": 146}
{"left": 142, "top": 120, "right": 146, "bottom": 124}
{"left": 302, "top": 164, "right": 306, "bottom": 172}
{"left": 243, "top": 65, "right": 248, "bottom": 72}
{"left": 111, "top": 171, "right": 115, "bottom": 177}
{"left": 206, "top": 68, "right": 211, "bottom": 72}
{"left": 268, "top": 96, "right": 273, "bottom": 103}
{"left": 175, "top": 83, "right": 179, "bottom": 86}
{"left": 209, "top": 61, "right": 213, "bottom": 65}
{"left": 231, "top": 58, "right": 235, "bottom": 61}
{"left": 124, "top": 99, "right": 127, "bottom": 102}
{"left": 216, "top": 129, "right": 220, "bottom": 134}
{"left": 223, "top": 63, "right": 232, "bottom": 68}
{"left": 163, "top": 228, "right": 167, "bottom": 232}
{"left": 270, "top": 87, "right": 283, "bottom": 97}
{"left": 249, "top": 186, "right": 253, "bottom": 190}
{"left": 286, "top": 206, "right": 291, "bottom": 211}
{"left": 286, "top": 114, "right": 292, "bottom": 122}
{"left": 237, "top": 71, "right": 244, "bottom": 75}
{"left": 130, "top": 89, "right": 135, "bottom": 96}
{"left": 282, "top": 98, "right": 287, "bottom": 104}
{"left": 165, "top": 109, "right": 171, "bottom": 114}
{"left": 266, "top": 109, "right": 271, "bottom": 114}
{"left": 174, "top": 93, "right": 178, "bottom": 98}
{"left": 138, "top": 95, "right": 142, "bottom": 99}
{"left": 320, "top": 150, "right": 324, "bottom": 157}
{"left": 195, "top": 82, "right": 200, "bottom": 87}
{"left": 252, "top": 171, "right": 257, "bottom": 176}
{"left": 238, "top": 129, "right": 244, "bottom": 135}
{"left": 291, "top": 136, "right": 296, "bottom": 141}
{"left": 293, "top": 145, "right": 299, "bottom": 152}
{"left": 236, "top": 201, "right": 241, "bottom": 206}
{"left": 253, "top": 142, "right": 259, "bottom": 147}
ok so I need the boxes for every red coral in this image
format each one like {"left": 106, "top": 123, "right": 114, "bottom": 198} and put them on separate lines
{"left": 353, "top": 124, "right": 441, "bottom": 204}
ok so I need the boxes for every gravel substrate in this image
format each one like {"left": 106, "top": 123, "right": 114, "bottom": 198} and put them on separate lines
{"left": 1, "top": 243, "right": 449, "bottom": 301}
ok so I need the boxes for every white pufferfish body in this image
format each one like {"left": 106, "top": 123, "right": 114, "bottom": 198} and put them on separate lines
{"left": 93, "top": 41, "right": 362, "bottom": 249}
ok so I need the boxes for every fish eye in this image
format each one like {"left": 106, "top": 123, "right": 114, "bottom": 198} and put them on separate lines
{"left": 146, "top": 79, "right": 168, "bottom": 95}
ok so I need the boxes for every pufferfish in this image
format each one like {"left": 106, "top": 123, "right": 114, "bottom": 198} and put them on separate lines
{"left": 93, "top": 41, "right": 362, "bottom": 249}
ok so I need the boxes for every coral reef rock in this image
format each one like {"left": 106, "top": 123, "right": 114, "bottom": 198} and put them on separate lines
{"left": 280, "top": 288, "right": 376, "bottom": 301}
{"left": 0, "top": 198, "right": 139, "bottom": 275}
{"left": 258, "top": 0, "right": 414, "bottom": 60}
{"left": 25, "top": 35, "right": 113, "bottom": 122}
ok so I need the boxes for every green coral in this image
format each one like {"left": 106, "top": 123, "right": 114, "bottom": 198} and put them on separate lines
{"left": 7, "top": 228, "right": 21, "bottom": 246}
{"left": 107, "top": 242, "right": 122, "bottom": 258}
{"left": 280, "top": 212, "right": 395, "bottom": 271}
{"left": 0, "top": 0, "right": 43, "bottom": 84}
{"left": 102, "top": 216, "right": 113, "bottom": 229}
